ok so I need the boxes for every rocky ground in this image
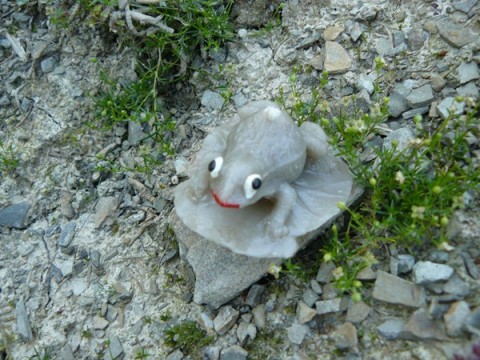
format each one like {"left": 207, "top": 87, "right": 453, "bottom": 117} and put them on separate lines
{"left": 1, "top": 0, "right": 480, "bottom": 359}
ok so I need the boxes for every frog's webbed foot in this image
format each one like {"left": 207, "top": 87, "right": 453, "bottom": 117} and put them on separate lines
{"left": 264, "top": 183, "right": 296, "bottom": 239}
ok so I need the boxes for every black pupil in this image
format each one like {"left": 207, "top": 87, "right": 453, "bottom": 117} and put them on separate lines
{"left": 208, "top": 160, "right": 216, "bottom": 172}
{"left": 252, "top": 178, "right": 262, "bottom": 190}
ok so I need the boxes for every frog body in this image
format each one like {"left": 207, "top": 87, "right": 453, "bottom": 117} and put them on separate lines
{"left": 175, "top": 100, "right": 353, "bottom": 258}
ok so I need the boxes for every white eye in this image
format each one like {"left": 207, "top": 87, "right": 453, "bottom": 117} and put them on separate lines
{"left": 244, "top": 174, "right": 262, "bottom": 199}
{"left": 208, "top": 157, "right": 223, "bottom": 178}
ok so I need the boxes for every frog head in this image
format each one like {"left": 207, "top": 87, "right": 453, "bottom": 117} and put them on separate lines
{"left": 207, "top": 154, "right": 266, "bottom": 209}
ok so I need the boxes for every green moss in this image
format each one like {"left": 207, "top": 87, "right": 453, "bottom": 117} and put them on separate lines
{"left": 164, "top": 321, "right": 213, "bottom": 355}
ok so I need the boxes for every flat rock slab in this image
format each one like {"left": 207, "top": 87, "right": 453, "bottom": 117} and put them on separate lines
{"left": 170, "top": 186, "right": 363, "bottom": 308}
{"left": 0, "top": 201, "right": 30, "bottom": 229}
{"left": 372, "top": 270, "right": 426, "bottom": 307}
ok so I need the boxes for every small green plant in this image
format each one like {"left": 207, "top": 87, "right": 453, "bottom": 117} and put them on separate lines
{"left": 164, "top": 321, "right": 213, "bottom": 355}
{"left": 0, "top": 140, "right": 19, "bottom": 174}
{"left": 278, "top": 65, "right": 479, "bottom": 298}
{"left": 134, "top": 347, "right": 150, "bottom": 360}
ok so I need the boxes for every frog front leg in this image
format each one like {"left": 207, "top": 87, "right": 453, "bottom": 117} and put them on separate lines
{"left": 265, "top": 183, "right": 297, "bottom": 238}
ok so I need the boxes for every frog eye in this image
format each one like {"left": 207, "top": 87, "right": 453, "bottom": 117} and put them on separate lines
{"left": 208, "top": 157, "right": 223, "bottom": 178}
{"left": 244, "top": 174, "right": 262, "bottom": 199}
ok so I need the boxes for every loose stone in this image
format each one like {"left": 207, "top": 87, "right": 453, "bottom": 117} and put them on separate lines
{"left": 287, "top": 323, "right": 310, "bottom": 345}
{"left": 323, "top": 41, "right": 351, "bottom": 75}
{"left": 357, "top": 74, "right": 375, "bottom": 95}
{"left": 0, "top": 201, "right": 30, "bottom": 229}
{"left": 356, "top": 266, "right": 376, "bottom": 280}
{"left": 236, "top": 321, "right": 257, "bottom": 344}
{"left": 406, "top": 84, "right": 434, "bottom": 108}
{"left": 436, "top": 97, "right": 466, "bottom": 119}
{"left": 220, "top": 345, "right": 248, "bottom": 360}
{"left": 402, "top": 107, "right": 429, "bottom": 120}
{"left": 105, "top": 335, "right": 124, "bottom": 360}
{"left": 15, "top": 299, "right": 33, "bottom": 341}
{"left": 316, "top": 262, "right": 336, "bottom": 284}
{"left": 383, "top": 128, "right": 415, "bottom": 153}
{"left": 214, "top": 306, "right": 239, "bottom": 335}
{"left": 94, "top": 196, "right": 119, "bottom": 229}
{"left": 297, "top": 301, "right": 317, "bottom": 324}
{"left": 316, "top": 298, "right": 348, "bottom": 315}
{"left": 199, "top": 312, "right": 215, "bottom": 336}
{"left": 430, "top": 74, "right": 447, "bottom": 92}
{"left": 457, "top": 82, "right": 479, "bottom": 98}
{"left": 438, "top": 20, "right": 478, "bottom": 48}
{"left": 412, "top": 261, "right": 454, "bottom": 284}
{"left": 457, "top": 62, "right": 479, "bottom": 84}
{"left": 444, "top": 301, "right": 471, "bottom": 337}
{"left": 302, "top": 288, "right": 320, "bottom": 308}
{"left": 452, "top": 0, "right": 478, "bottom": 13}
{"left": 323, "top": 25, "right": 344, "bottom": 41}
{"left": 346, "top": 301, "right": 371, "bottom": 323}
{"left": 310, "top": 280, "right": 322, "bottom": 295}
{"left": 372, "top": 270, "right": 425, "bottom": 307}
{"left": 331, "top": 322, "right": 358, "bottom": 350}
{"left": 252, "top": 304, "right": 266, "bottom": 329}
{"left": 166, "top": 349, "right": 184, "bottom": 360}
{"left": 58, "top": 222, "right": 76, "bottom": 247}
{"left": 127, "top": 121, "right": 146, "bottom": 146}
{"left": 397, "top": 254, "right": 415, "bottom": 274}
{"left": 377, "top": 318, "right": 405, "bottom": 340}
{"left": 245, "top": 284, "right": 265, "bottom": 307}
{"left": 93, "top": 316, "right": 109, "bottom": 330}
{"left": 201, "top": 90, "right": 225, "bottom": 110}
{"left": 443, "top": 274, "right": 470, "bottom": 297}
{"left": 402, "top": 309, "right": 447, "bottom": 340}
{"left": 40, "top": 56, "right": 58, "bottom": 73}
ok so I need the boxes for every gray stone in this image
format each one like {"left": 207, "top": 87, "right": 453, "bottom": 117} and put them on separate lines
{"left": 452, "top": 0, "right": 478, "bottom": 13}
{"left": 457, "top": 82, "right": 479, "bottom": 98}
{"left": 406, "top": 84, "right": 434, "bottom": 108}
{"left": 355, "top": 4, "right": 378, "bottom": 22}
{"left": 402, "top": 309, "right": 447, "bottom": 340}
{"left": 16, "top": 299, "right": 33, "bottom": 340}
{"left": 457, "top": 62, "right": 479, "bottom": 84}
{"left": 412, "top": 261, "right": 454, "bottom": 284}
{"left": 309, "top": 281, "right": 322, "bottom": 296}
{"left": 54, "top": 258, "right": 74, "bottom": 278}
{"left": 201, "top": 90, "right": 225, "bottom": 111}
{"left": 443, "top": 274, "right": 470, "bottom": 297}
{"left": 376, "top": 37, "right": 394, "bottom": 56}
{"left": 128, "top": 121, "right": 146, "bottom": 146}
{"left": 383, "top": 127, "right": 415, "bottom": 153}
{"left": 321, "top": 283, "right": 339, "bottom": 300}
{"left": 106, "top": 335, "right": 124, "bottom": 360}
{"left": 323, "top": 25, "right": 344, "bottom": 41}
{"left": 388, "top": 91, "right": 410, "bottom": 117}
{"left": 430, "top": 74, "right": 447, "bottom": 92}
{"left": 444, "top": 301, "right": 471, "bottom": 337}
{"left": 316, "top": 298, "right": 348, "bottom": 315}
{"left": 58, "top": 222, "right": 76, "bottom": 247}
{"left": 40, "top": 56, "right": 57, "bottom": 73}
{"left": 252, "top": 305, "right": 266, "bottom": 329}
{"left": 357, "top": 74, "right": 375, "bottom": 95}
{"left": 316, "top": 262, "right": 336, "bottom": 284}
{"left": 438, "top": 21, "right": 478, "bottom": 48}
{"left": 0, "top": 201, "right": 30, "bottom": 229}
{"left": 323, "top": 41, "right": 351, "bottom": 75}
{"left": 232, "top": 92, "right": 248, "bottom": 108}
{"left": 236, "top": 322, "right": 256, "bottom": 344}
{"left": 377, "top": 319, "right": 405, "bottom": 340}
{"left": 331, "top": 322, "right": 358, "bottom": 350}
{"left": 346, "top": 21, "right": 364, "bottom": 42}
{"left": 220, "top": 345, "right": 248, "bottom": 360}
{"left": 302, "top": 288, "right": 320, "bottom": 308}
{"left": 297, "top": 301, "right": 317, "bottom": 324}
{"left": 401, "top": 106, "right": 429, "bottom": 120}
{"left": 94, "top": 196, "right": 119, "bottom": 229}
{"left": 245, "top": 284, "right": 265, "bottom": 307}
{"left": 287, "top": 323, "right": 310, "bottom": 345}
{"left": 429, "top": 297, "right": 450, "bottom": 320}
{"left": 407, "top": 26, "right": 426, "bottom": 51}
{"left": 204, "top": 346, "right": 221, "bottom": 360}
{"left": 465, "top": 307, "right": 480, "bottom": 335}
{"left": 213, "top": 306, "right": 239, "bottom": 335}
{"left": 356, "top": 267, "right": 376, "bottom": 280}
{"left": 461, "top": 252, "right": 479, "bottom": 280}
{"left": 392, "top": 30, "right": 406, "bottom": 48}
{"left": 372, "top": 270, "right": 425, "bottom": 308}
{"left": 397, "top": 254, "right": 415, "bottom": 274}
{"left": 60, "top": 345, "right": 74, "bottom": 360}
{"left": 93, "top": 316, "right": 109, "bottom": 330}
{"left": 346, "top": 301, "right": 371, "bottom": 324}
{"left": 166, "top": 349, "right": 183, "bottom": 360}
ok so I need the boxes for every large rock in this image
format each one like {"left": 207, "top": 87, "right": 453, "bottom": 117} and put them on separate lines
{"left": 170, "top": 186, "right": 363, "bottom": 308}
{"left": 437, "top": 20, "right": 478, "bottom": 48}
{"left": 0, "top": 201, "right": 30, "bottom": 229}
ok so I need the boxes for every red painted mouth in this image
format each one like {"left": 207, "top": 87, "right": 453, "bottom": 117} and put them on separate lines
{"left": 211, "top": 191, "right": 240, "bottom": 208}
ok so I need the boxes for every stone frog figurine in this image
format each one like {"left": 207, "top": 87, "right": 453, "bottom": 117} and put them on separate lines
{"left": 174, "top": 100, "right": 353, "bottom": 258}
